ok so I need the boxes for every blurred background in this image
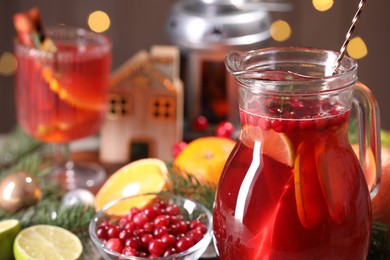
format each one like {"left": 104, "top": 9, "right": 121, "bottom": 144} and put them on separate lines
{"left": 0, "top": 0, "right": 388, "bottom": 133}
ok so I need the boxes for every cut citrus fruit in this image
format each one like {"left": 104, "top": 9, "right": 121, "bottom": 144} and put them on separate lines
{"left": 13, "top": 225, "right": 82, "bottom": 260}
{"left": 41, "top": 67, "right": 105, "bottom": 111}
{"left": 173, "top": 137, "right": 236, "bottom": 185}
{"left": 0, "top": 219, "right": 21, "bottom": 260}
{"left": 315, "top": 140, "right": 361, "bottom": 224}
{"left": 95, "top": 158, "right": 168, "bottom": 215}
{"left": 294, "top": 141, "right": 324, "bottom": 229}
{"left": 240, "top": 125, "right": 295, "bottom": 167}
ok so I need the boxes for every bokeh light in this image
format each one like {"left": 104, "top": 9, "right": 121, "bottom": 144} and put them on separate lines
{"left": 312, "top": 0, "right": 334, "bottom": 12}
{"left": 0, "top": 52, "right": 17, "bottom": 76}
{"left": 270, "top": 20, "right": 291, "bottom": 42}
{"left": 347, "top": 36, "right": 367, "bottom": 60}
{"left": 88, "top": 10, "right": 110, "bottom": 33}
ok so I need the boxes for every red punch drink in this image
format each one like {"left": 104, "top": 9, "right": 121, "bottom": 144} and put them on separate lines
{"left": 15, "top": 28, "right": 111, "bottom": 143}
{"left": 213, "top": 47, "right": 381, "bottom": 259}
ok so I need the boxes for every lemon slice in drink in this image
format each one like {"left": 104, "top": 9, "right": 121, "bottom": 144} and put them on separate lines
{"left": 95, "top": 158, "right": 168, "bottom": 215}
{"left": 240, "top": 125, "right": 295, "bottom": 167}
{"left": 13, "top": 225, "right": 82, "bottom": 260}
{"left": 0, "top": 219, "right": 21, "bottom": 260}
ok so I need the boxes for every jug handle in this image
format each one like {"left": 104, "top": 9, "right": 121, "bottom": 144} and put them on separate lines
{"left": 353, "top": 82, "right": 381, "bottom": 198}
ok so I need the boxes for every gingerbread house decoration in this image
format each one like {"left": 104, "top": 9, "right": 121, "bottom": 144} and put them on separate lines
{"left": 99, "top": 45, "right": 183, "bottom": 163}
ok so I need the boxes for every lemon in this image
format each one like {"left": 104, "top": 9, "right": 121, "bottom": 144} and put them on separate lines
{"left": 0, "top": 219, "right": 21, "bottom": 260}
{"left": 173, "top": 137, "right": 236, "bottom": 185}
{"left": 240, "top": 125, "right": 295, "bottom": 167}
{"left": 95, "top": 158, "right": 168, "bottom": 215}
{"left": 13, "top": 225, "right": 82, "bottom": 260}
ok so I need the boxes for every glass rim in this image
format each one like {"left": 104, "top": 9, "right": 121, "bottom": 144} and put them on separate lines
{"left": 226, "top": 46, "right": 358, "bottom": 95}
{"left": 14, "top": 25, "right": 112, "bottom": 59}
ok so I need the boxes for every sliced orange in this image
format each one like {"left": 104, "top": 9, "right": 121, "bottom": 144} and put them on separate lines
{"left": 315, "top": 140, "right": 361, "bottom": 224}
{"left": 294, "top": 141, "right": 324, "bottom": 228}
{"left": 95, "top": 158, "right": 168, "bottom": 215}
{"left": 240, "top": 125, "right": 295, "bottom": 167}
{"left": 41, "top": 67, "right": 105, "bottom": 111}
{"left": 173, "top": 137, "right": 236, "bottom": 185}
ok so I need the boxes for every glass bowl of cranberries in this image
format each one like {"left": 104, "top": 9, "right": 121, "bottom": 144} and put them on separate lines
{"left": 89, "top": 192, "right": 213, "bottom": 259}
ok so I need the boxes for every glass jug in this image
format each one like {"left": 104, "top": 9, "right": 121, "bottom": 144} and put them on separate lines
{"left": 213, "top": 47, "right": 381, "bottom": 259}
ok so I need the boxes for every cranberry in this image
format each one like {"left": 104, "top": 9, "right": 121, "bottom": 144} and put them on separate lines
{"left": 216, "top": 121, "right": 235, "bottom": 138}
{"left": 96, "top": 199, "right": 207, "bottom": 258}
{"left": 192, "top": 115, "right": 209, "bottom": 132}
{"left": 163, "top": 247, "right": 177, "bottom": 256}
{"left": 141, "top": 233, "right": 153, "bottom": 249}
{"left": 188, "top": 229, "right": 204, "bottom": 243}
{"left": 148, "top": 238, "right": 166, "bottom": 256}
{"left": 143, "top": 205, "right": 159, "bottom": 220}
{"left": 107, "top": 226, "right": 121, "bottom": 238}
{"left": 118, "top": 229, "right": 131, "bottom": 242}
{"left": 133, "top": 213, "right": 148, "bottom": 227}
{"left": 127, "top": 207, "right": 141, "bottom": 220}
{"left": 143, "top": 222, "right": 154, "bottom": 233}
{"left": 122, "top": 247, "right": 137, "bottom": 256}
{"left": 124, "top": 222, "right": 135, "bottom": 232}
{"left": 271, "top": 119, "right": 286, "bottom": 132}
{"left": 125, "top": 237, "right": 141, "bottom": 249}
{"left": 153, "top": 226, "right": 169, "bottom": 238}
{"left": 258, "top": 117, "right": 272, "bottom": 130}
{"left": 172, "top": 141, "right": 187, "bottom": 158}
{"left": 154, "top": 215, "right": 170, "bottom": 227}
{"left": 176, "top": 237, "right": 194, "bottom": 253}
{"left": 161, "top": 234, "right": 176, "bottom": 248}
{"left": 105, "top": 238, "right": 123, "bottom": 253}
{"left": 166, "top": 204, "right": 180, "bottom": 216}
{"left": 96, "top": 227, "right": 108, "bottom": 240}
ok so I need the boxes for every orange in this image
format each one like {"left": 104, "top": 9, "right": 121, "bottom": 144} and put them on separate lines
{"left": 240, "top": 125, "right": 295, "bottom": 167}
{"left": 173, "top": 137, "right": 236, "bottom": 185}
{"left": 95, "top": 158, "right": 168, "bottom": 215}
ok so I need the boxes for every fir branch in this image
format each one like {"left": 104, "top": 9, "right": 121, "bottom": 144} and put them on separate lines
{"left": 166, "top": 163, "right": 216, "bottom": 211}
{"left": 0, "top": 126, "right": 44, "bottom": 170}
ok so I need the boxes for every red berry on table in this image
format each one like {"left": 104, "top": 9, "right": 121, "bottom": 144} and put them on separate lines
{"left": 192, "top": 115, "right": 209, "bottom": 132}
{"left": 172, "top": 141, "right": 187, "bottom": 158}
{"left": 215, "top": 121, "right": 235, "bottom": 138}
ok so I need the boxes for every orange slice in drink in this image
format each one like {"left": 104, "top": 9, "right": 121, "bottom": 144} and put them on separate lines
{"left": 294, "top": 141, "right": 324, "bottom": 228}
{"left": 41, "top": 67, "right": 105, "bottom": 111}
{"left": 240, "top": 125, "right": 295, "bottom": 167}
{"left": 95, "top": 158, "right": 168, "bottom": 215}
{"left": 315, "top": 140, "right": 361, "bottom": 224}
{"left": 173, "top": 137, "right": 236, "bottom": 185}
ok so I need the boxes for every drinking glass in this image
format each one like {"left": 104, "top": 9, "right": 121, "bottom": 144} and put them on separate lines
{"left": 213, "top": 47, "right": 381, "bottom": 259}
{"left": 14, "top": 25, "right": 112, "bottom": 191}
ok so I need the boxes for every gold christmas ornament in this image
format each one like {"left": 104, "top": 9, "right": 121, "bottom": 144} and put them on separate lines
{"left": 0, "top": 171, "right": 42, "bottom": 213}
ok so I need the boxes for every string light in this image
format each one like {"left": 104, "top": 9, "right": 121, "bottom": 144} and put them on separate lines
{"left": 88, "top": 10, "right": 110, "bottom": 33}
{"left": 312, "top": 0, "right": 334, "bottom": 12}
{"left": 270, "top": 20, "right": 291, "bottom": 42}
{"left": 0, "top": 52, "right": 17, "bottom": 76}
{"left": 347, "top": 36, "right": 367, "bottom": 59}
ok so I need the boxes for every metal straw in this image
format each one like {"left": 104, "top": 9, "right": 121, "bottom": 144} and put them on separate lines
{"left": 333, "top": 0, "right": 367, "bottom": 74}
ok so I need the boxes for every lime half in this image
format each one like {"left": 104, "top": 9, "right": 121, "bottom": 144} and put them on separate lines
{"left": 0, "top": 219, "right": 21, "bottom": 260}
{"left": 14, "top": 225, "right": 82, "bottom": 260}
